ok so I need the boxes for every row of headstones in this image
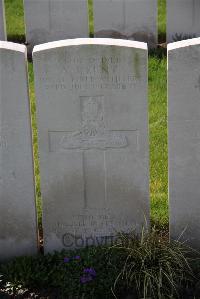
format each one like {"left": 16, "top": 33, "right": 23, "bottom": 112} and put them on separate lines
{"left": 1, "top": 0, "right": 200, "bottom": 51}
{"left": 0, "top": 36, "right": 200, "bottom": 260}
{"left": 1, "top": 0, "right": 158, "bottom": 51}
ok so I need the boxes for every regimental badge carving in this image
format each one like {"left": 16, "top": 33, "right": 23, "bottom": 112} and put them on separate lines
{"left": 60, "top": 96, "right": 128, "bottom": 150}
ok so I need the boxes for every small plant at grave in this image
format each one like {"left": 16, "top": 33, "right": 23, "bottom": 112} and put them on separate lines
{"left": 0, "top": 246, "right": 126, "bottom": 299}
{"left": 111, "top": 227, "right": 196, "bottom": 299}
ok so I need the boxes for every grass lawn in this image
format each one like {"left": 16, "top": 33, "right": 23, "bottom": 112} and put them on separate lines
{"left": 4, "top": 0, "right": 168, "bottom": 228}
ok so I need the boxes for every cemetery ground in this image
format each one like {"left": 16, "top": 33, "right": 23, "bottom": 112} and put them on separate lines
{"left": 3, "top": 0, "right": 200, "bottom": 298}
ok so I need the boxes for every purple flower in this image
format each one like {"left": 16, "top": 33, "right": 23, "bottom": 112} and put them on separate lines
{"left": 80, "top": 267, "right": 96, "bottom": 284}
{"left": 80, "top": 275, "right": 93, "bottom": 284}
{"left": 83, "top": 268, "right": 96, "bottom": 277}
{"left": 64, "top": 257, "right": 70, "bottom": 263}
{"left": 74, "top": 255, "right": 81, "bottom": 260}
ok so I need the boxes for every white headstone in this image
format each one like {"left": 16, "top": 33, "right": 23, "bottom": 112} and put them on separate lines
{"left": 168, "top": 38, "right": 200, "bottom": 248}
{"left": 93, "top": 0, "right": 157, "bottom": 48}
{"left": 0, "top": 0, "right": 6, "bottom": 40}
{"left": 33, "top": 38, "right": 149, "bottom": 253}
{"left": 24, "top": 0, "right": 89, "bottom": 53}
{"left": 0, "top": 42, "right": 38, "bottom": 260}
{"left": 167, "top": 0, "right": 200, "bottom": 43}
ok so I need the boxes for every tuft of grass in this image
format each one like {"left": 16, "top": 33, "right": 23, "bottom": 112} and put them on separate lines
{"left": 112, "top": 228, "right": 196, "bottom": 299}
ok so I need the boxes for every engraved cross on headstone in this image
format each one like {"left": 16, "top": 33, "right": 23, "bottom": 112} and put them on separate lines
{"left": 50, "top": 96, "right": 137, "bottom": 210}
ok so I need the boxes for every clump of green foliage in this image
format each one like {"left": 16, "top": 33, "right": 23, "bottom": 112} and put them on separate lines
{"left": 112, "top": 228, "right": 196, "bottom": 299}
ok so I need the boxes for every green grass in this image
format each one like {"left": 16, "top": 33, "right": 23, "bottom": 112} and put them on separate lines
{"left": 158, "top": 0, "right": 166, "bottom": 43}
{"left": 88, "top": 0, "right": 94, "bottom": 36}
{"left": 4, "top": 0, "right": 168, "bottom": 228}
{"left": 4, "top": 0, "right": 25, "bottom": 42}
{"left": 28, "top": 63, "right": 42, "bottom": 225}
{"left": 149, "top": 52, "right": 168, "bottom": 227}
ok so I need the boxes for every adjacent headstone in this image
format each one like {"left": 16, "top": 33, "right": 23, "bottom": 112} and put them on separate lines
{"left": 0, "top": 0, "right": 6, "bottom": 40}
{"left": 168, "top": 38, "right": 200, "bottom": 248}
{"left": 167, "top": 0, "right": 200, "bottom": 43}
{"left": 24, "top": 0, "right": 89, "bottom": 54}
{"left": 33, "top": 38, "right": 149, "bottom": 253}
{"left": 0, "top": 42, "right": 38, "bottom": 260}
{"left": 93, "top": 0, "right": 157, "bottom": 48}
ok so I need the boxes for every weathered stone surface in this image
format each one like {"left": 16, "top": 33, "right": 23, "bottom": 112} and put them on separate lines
{"left": 24, "top": 0, "right": 88, "bottom": 53}
{"left": 168, "top": 38, "right": 200, "bottom": 248}
{"left": 93, "top": 0, "right": 157, "bottom": 48}
{"left": 0, "top": 42, "right": 38, "bottom": 260}
{"left": 167, "top": 0, "right": 200, "bottom": 43}
{"left": 0, "top": 0, "right": 6, "bottom": 40}
{"left": 33, "top": 38, "right": 149, "bottom": 253}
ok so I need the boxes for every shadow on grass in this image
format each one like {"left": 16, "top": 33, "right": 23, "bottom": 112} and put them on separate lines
{"left": 158, "top": 32, "right": 166, "bottom": 44}
{"left": 149, "top": 46, "right": 167, "bottom": 59}
{"left": 151, "top": 219, "right": 169, "bottom": 235}
{"left": 7, "top": 35, "right": 25, "bottom": 44}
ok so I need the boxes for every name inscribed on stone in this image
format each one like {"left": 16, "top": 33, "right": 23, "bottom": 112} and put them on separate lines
{"left": 41, "top": 56, "right": 137, "bottom": 92}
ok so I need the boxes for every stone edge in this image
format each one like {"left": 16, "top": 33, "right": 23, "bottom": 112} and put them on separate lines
{"left": 168, "top": 37, "right": 200, "bottom": 52}
{"left": 33, "top": 38, "right": 148, "bottom": 54}
{"left": 0, "top": 41, "right": 26, "bottom": 54}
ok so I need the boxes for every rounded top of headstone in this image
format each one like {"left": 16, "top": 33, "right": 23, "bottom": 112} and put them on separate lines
{"left": 0, "top": 41, "right": 26, "bottom": 53}
{"left": 33, "top": 38, "right": 147, "bottom": 54}
{"left": 168, "top": 37, "right": 200, "bottom": 52}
